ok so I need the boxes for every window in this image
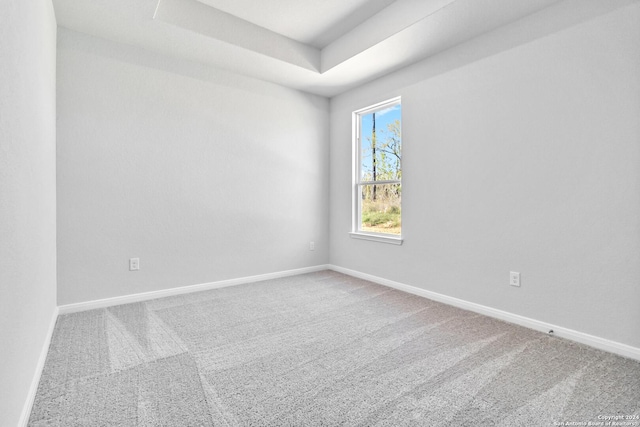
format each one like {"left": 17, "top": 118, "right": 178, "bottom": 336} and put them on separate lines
{"left": 351, "top": 97, "right": 402, "bottom": 244}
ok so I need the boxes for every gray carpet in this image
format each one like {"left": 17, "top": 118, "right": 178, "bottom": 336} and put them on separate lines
{"left": 29, "top": 271, "right": 640, "bottom": 426}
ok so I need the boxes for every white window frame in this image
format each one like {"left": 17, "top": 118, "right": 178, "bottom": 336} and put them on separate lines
{"left": 349, "top": 97, "right": 403, "bottom": 245}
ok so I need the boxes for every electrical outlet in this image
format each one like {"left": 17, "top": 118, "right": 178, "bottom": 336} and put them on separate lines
{"left": 309, "top": 241, "right": 315, "bottom": 251}
{"left": 510, "top": 271, "right": 520, "bottom": 287}
{"left": 129, "top": 258, "right": 140, "bottom": 271}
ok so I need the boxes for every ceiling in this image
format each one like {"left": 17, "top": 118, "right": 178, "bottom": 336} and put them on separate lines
{"left": 193, "top": 0, "right": 396, "bottom": 48}
{"left": 52, "top": 0, "right": 591, "bottom": 97}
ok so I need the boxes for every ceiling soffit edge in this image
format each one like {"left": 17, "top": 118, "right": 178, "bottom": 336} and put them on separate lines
{"left": 154, "top": 0, "right": 321, "bottom": 72}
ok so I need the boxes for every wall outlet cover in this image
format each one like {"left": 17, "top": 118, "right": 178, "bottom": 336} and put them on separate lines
{"left": 510, "top": 271, "right": 520, "bottom": 287}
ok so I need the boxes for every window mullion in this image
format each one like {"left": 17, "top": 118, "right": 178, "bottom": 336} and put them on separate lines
{"left": 359, "top": 179, "right": 400, "bottom": 186}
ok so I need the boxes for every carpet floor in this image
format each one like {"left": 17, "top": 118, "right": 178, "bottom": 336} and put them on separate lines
{"left": 29, "top": 271, "right": 640, "bottom": 426}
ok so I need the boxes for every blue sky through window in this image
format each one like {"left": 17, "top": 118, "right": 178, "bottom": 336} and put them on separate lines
{"left": 360, "top": 104, "right": 401, "bottom": 181}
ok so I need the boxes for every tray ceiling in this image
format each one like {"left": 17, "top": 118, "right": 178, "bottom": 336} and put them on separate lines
{"left": 52, "top": 0, "right": 634, "bottom": 97}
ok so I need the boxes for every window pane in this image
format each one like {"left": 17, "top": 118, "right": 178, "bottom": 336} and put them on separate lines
{"left": 359, "top": 183, "right": 401, "bottom": 235}
{"left": 360, "top": 105, "right": 401, "bottom": 182}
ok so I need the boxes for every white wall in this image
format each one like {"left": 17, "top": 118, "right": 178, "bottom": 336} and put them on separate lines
{"left": 56, "top": 29, "right": 329, "bottom": 305}
{"left": 0, "top": 0, "right": 58, "bottom": 425}
{"left": 330, "top": 3, "right": 640, "bottom": 348}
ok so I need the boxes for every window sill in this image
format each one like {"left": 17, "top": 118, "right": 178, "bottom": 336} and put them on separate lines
{"left": 349, "top": 232, "right": 403, "bottom": 245}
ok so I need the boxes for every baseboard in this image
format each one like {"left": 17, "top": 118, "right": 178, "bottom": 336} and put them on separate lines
{"left": 19, "top": 306, "right": 59, "bottom": 427}
{"left": 58, "top": 264, "right": 330, "bottom": 315}
{"left": 328, "top": 264, "right": 640, "bottom": 362}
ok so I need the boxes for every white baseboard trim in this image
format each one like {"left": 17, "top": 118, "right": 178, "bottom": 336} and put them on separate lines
{"left": 328, "top": 264, "right": 640, "bottom": 362}
{"left": 58, "top": 265, "right": 330, "bottom": 315}
{"left": 19, "top": 306, "right": 59, "bottom": 427}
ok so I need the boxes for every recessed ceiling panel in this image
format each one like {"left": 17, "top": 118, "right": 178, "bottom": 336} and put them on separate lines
{"left": 194, "top": 0, "right": 395, "bottom": 47}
